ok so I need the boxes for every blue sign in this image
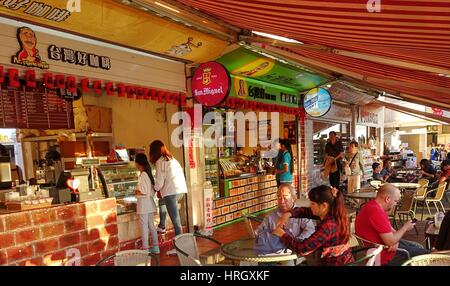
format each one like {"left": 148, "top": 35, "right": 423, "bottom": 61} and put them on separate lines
{"left": 303, "top": 87, "right": 332, "bottom": 117}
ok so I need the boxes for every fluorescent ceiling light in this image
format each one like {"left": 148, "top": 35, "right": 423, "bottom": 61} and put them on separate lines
{"left": 252, "top": 31, "right": 303, "bottom": 44}
{"left": 154, "top": 1, "right": 180, "bottom": 13}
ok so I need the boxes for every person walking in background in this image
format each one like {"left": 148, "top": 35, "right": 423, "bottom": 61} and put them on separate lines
{"left": 325, "top": 131, "right": 344, "bottom": 189}
{"left": 134, "top": 153, "right": 159, "bottom": 254}
{"left": 272, "top": 185, "right": 354, "bottom": 266}
{"left": 274, "top": 139, "right": 294, "bottom": 187}
{"left": 343, "top": 141, "right": 365, "bottom": 193}
{"left": 149, "top": 140, "right": 188, "bottom": 256}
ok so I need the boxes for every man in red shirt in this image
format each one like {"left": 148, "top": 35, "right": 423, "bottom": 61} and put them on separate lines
{"left": 355, "top": 184, "right": 429, "bottom": 265}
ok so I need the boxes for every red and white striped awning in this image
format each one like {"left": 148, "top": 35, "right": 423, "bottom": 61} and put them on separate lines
{"left": 177, "top": 0, "right": 450, "bottom": 109}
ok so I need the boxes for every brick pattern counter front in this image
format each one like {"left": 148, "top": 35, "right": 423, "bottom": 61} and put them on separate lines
{"left": 0, "top": 198, "right": 119, "bottom": 266}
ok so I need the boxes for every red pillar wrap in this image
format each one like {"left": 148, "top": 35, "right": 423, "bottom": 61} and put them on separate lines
{"left": 8, "top": 68, "right": 20, "bottom": 87}
{"left": 25, "top": 70, "right": 36, "bottom": 88}
{"left": 116, "top": 83, "right": 125, "bottom": 97}
{"left": 0, "top": 66, "right": 3, "bottom": 83}
{"left": 105, "top": 82, "right": 115, "bottom": 96}
{"left": 93, "top": 80, "right": 102, "bottom": 95}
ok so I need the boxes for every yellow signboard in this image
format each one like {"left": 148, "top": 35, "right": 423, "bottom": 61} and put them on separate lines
{"left": 0, "top": 0, "right": 229, "bottom": 63}
{"left": 231, "top": 58, "right": 275, "bottom": 78}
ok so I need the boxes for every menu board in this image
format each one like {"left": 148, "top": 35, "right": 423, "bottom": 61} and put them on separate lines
{"left": 0, "top": 83, "right": 74, "bottom": 129}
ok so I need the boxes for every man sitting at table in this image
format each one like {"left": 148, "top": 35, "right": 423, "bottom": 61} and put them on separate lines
{"left": 380, "top": 159, "right": 397, "bottom": 182}
{"left": 372, "top": 162, "right": 385, "bottom": 182}
{"left": 355, "top": 183, "right": 429, "bottom": 266}
{"left": 255, "top": 183, "right": 315, "bottom": 265}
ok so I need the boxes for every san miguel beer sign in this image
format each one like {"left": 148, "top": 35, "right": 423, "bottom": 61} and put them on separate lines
{"left": 11, "top": 27, "right": 49, "bottom": 69}
{"left": 192, "top": 61, "right": 230, "bottom": 107}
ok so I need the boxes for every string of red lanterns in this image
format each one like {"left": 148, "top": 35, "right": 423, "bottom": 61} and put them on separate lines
{"left": 0, "top": 66, "right": 187, "bottom": 106}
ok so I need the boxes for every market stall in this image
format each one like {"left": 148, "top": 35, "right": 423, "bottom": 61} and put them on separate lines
{"left": 186, "top": 46, "right": 329, "bottom": 230}
{"left": 0, "top": 18, "right": 187, "bottom": 265}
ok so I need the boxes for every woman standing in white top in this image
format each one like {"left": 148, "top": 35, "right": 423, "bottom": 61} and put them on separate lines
{"left": 134, "top": 153, "right": 159, "bottom": 254}
{"left": 149, "top": 140, "right": 187, "bottom": 248}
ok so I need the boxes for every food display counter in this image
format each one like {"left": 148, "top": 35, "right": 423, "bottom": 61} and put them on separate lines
{"left": 97, "top": 162, "right": 139, "bottom": 215}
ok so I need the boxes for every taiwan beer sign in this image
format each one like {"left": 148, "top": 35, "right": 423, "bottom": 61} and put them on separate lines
{"left": 192, "top": 61, "right": 230, "bottom": 107}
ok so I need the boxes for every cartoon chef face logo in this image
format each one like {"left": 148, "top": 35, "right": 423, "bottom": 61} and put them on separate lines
{"left": 11, "top": 27, "right": 49, "bottom": 69}
{"left": 17, "top": 27, "right": 41, "bottom": 63}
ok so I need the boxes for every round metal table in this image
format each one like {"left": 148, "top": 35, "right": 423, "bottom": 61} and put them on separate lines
{"left": 220, "top": 238, "right": 300, "bottom": 263}
{"left": 389, "top": 183, "right": 420, "bottom": 190}
{"left": 346, "top": 191, "right": 377, "bottom": 201}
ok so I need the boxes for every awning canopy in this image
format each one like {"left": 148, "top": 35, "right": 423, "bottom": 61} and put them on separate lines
{"left": 374, "top": 100, "right": 450, "bottom": 125}
{"left": 176, "top": 0, "right": 450, "bottom": 109}
{"left": 0, "top": 0, "right": 231, "bottom": 63}
{"left": 215, "top": 46, "right": 329, "bottom": 92}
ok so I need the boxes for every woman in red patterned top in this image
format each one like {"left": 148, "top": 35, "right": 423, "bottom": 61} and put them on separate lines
{"left": 272, "top": 185, "right": 354, "bottom": 266}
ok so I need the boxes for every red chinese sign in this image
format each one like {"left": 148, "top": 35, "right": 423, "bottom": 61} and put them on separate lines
{"left": 192, "top": 61, "right": 230, "bottom": 107}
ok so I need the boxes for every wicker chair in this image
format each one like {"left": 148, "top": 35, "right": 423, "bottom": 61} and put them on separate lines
{"left": 347, "top": 245, "right": 383, "bottom": 266}
{"left": 425, "top": 182, "right": 448, "bottom": 214}
{"left": 394, "top": 190, "right": 418, "bottom": 235}
{"left": 413, "top": 179, "right": 429, "bottom": 220}
{"left": 352, "top": 233, "right": 410, "bottom": 265}
{"left": 96, "top": 250, "right": 159, "bottom": 266}
{"left": 401, "top": 253, "right": 450, "bottom": 266}
{"left": 173, "top": 233, "right": 224, "bottom": 266}
{"left": 244, "top": 214, "right": 264, "bottom": 239}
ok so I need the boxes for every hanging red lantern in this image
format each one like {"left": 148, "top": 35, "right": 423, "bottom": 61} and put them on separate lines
{"left": 0, "top": 66, "right": 4, "bottom": 83}
{"left": 150, "top": 89, "right": 158, "bottom": 100}
{"left": 172, "top": 92, "right": 180, "bottom": 105}
{"left": 157, "top": 91, "right": 165, "bottom": 103}
{"left": 180, "top": 92, "right": 187, "bottom": 106}
{"left": 25, "top": 70, "right": 36, "bottom": 88}
{"left": 247, "top": 101, "right": 254, "bottom": 110}
{"left": 136, "top": 87, "right": 144, "bottom": 100}
{"left": 55, "top": 75, "right": 66, "bottom": 89}
{"left": 93, "top": 80, "right": 102, "bottom": 95}
{"left": 143, "top": 88, "right": 150, "bottom": 100}
{"left": 66, "top": 76, "right": 77, "bottom": 93}
{"left": 8, "top": 68, "right": 20, "bottom": 87}
{"left": 105, "top": 82, "right": 115, "bottom": 96}
{"left": 164, "top": 92, "right": 172, "bottom": 103}
{"left": 80, "top": 78, "right": 90, "bottom": 93}
{"left": 126, "top": 86, "right": 135, "bottom": 98}
{"left": 229, "top": 98, "right": 236, "bottom": 108}
{"left": 116, "top": 83, "right": 125, "bottom": 97}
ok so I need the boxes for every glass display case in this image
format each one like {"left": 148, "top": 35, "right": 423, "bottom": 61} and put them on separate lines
{"left": 97, "top": 162, "right": 138, "bottom": 215}
{"left": 205, "top": 146, "right": 220, "bottom": 199}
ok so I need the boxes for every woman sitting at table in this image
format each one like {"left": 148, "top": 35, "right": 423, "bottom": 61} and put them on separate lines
{"left": 420, "top": 159, "right": 436, "bottom": 181}
{"left": 272, "top": 185, "right": 354, "bottom": 266}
